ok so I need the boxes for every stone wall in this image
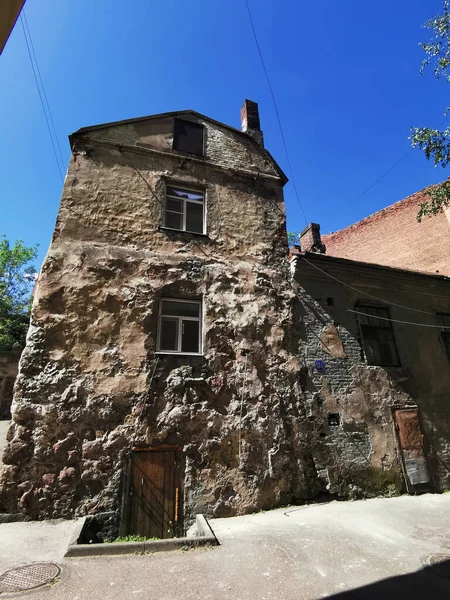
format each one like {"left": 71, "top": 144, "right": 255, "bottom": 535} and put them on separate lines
{"left": 293, "top": 253, "right": 450, "bottom": 495}
{"left": 0, "top": 115, "right": 320, "bottom": 533}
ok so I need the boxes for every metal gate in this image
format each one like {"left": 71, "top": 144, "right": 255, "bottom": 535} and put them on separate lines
{"left": 126, "top": 446, "right": 183, "bottom": 539}
{"left": 394, "top": 408, "right": 431, "bottom": 493}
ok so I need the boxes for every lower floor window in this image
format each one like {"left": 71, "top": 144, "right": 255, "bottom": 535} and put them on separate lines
{"left": 356, "top": 305, "right": 400, "bottom": 367}
{"left": 157, "top": 298, "right": 202, "bottom": 354}
{"left": 437, "top": 313, "right": 450, "bottom": 362}
{"left": 442, "top": 332, "right": 450, "bottom": 361}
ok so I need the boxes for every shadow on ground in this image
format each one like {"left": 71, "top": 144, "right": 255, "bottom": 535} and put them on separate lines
{"left": 329, "top": 559, "right": 450, "bottom": 600}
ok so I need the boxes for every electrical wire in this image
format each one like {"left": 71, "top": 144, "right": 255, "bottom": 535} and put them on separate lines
{"left": 20, "top": 14, "right": 64, "bottom": 183}
{"left": 322, "top": 150, "right": 414, "bottom": 230}
{"left": 22, "top": 9, "right": 66, "bottom": 173}
{"left": 348, "top": 308, "right": 450, "bottom": 330}
{"left": 300, "top": 255, "right": 439, "bottom": 316}
{"left": 244, "top": 0, "right": 308, "bottom": 226}
{"left": 323, "top": 115, "right": 449, "bottom": 232}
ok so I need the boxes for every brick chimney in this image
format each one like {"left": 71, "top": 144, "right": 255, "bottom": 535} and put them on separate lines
{"left": 300, "top": 223, "right": 326, "bottom": 253}
{"left": 240, "top": 99, "right": 264, "bottom": 146}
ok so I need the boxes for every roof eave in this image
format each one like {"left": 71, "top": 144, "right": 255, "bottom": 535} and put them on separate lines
{"left": 296, "top": 250, "right": 450, "bottom": 282}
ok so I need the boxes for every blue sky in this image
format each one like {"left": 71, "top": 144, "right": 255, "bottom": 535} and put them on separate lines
{"left": 0, "top": 0, "right": 448, "bottom": 268}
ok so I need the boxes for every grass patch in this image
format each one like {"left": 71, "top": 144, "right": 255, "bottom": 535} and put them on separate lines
{"left": 108, "top": 535, "right": 160, "bottom": 543}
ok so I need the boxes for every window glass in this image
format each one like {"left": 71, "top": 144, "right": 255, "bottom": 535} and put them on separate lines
{"left": 442, "top": 332, "right": 450, "bottom": 360}
{"left": 186, "top": 202, "right": 204, "bottom": 233}
{"left": 166, "top": 198, "right": 183, "bottom": 213}
{"left": 162, "top": 300, "right": 200, "bottom": 318}
{"left": 357, "top": 305, "right": 400, "bottom": 366}
{"left": 173, "top": 119, "right": 204, "bottom": 156}
{"left": 167, "top": 187, "right": 203, "bottom": 202}
{"left": 160, "top": 317, "right": 178, "bottom": 351}
{"left": 158, "top": 298, "right": 202, "bottom": 354}
{"left": 165, "top": 211, "right": 183, "bottom": 230}
{"left": 181, "top": 320, "right": 200, "bottom": 353}
{"left": 164, "top": 185, "right": 204, "bottom": 233}
{"left": 437, "top": 314, "right": 450, "bottom": 361}
{"left": 437, "top": 313, "right": 450, "bottom": 328}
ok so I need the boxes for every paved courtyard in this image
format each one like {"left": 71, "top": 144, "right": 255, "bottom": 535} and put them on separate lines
{"left": 0, "top": 494, "right": 449, "bottom": 598}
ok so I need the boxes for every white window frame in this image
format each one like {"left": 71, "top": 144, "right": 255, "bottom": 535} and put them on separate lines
{"left": 156, "top": 298, "right": 203, "bottom": 355}
{"left": 163, "top": 184, "right": 206, "bottom": 234}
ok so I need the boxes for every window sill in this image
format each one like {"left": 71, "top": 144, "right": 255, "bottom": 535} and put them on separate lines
{"left": 172, "top": 148, "right": 205, "bottom": 159}
{"left": 156, "top": 351, "right": 204, "bottom": 357}
{"left": 159, "top": 226, "right": 209, "bottom": 238}
{"left": 366, "top": 363, "right": 402, "bottom": 368}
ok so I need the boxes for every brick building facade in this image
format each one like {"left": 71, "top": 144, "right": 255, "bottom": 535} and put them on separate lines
{"left": 322, "top": 185, "right": 450, "bottom": 276}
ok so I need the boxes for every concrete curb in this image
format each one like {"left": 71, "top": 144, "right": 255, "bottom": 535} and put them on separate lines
{"left": 64, "top": 514, "right": 219, "bottom": 557}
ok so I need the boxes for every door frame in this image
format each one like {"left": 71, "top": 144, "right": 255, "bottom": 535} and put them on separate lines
{"left": 120, "top": 444, "right": 184, "bottom": 539}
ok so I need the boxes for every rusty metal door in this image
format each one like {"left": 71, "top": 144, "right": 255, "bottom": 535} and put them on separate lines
{"left": 127, "top": 446, "right": 183, "bottom": 539}
{"left": 394, "top": 408, "right": 431, "bottom": 493}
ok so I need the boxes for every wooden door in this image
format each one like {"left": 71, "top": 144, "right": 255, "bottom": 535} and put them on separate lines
{"left": 127, "top": 446, "right": 183, "bottom": 539}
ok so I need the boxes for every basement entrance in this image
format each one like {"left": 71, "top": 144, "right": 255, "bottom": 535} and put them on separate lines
{"left": 126, "top": 446, "right": 183, "bottom": 539}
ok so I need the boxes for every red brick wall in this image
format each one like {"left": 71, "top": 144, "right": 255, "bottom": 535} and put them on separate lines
{"left": 322, "top": 185, "right": 450, "bottom": 275}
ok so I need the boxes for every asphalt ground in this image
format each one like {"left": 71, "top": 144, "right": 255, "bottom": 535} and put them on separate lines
{"left": 0, "top": 493, "right": 449, "bottom": 599}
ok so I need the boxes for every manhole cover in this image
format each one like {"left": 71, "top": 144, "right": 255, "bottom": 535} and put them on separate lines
{"left": 422, "top": 554, "right": 450, "bottom": 579}
{"left": 0, "top": 563, "right": 60, "bottom": 593}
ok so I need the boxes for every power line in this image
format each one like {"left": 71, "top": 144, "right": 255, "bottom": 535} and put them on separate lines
{"left": 322, "top": 149, "right": 414, "bottom": 230}
{"left": 22, "top": 9, "right": 66, "bottom": 173}
{"left": 300, "top": 255, "right": 438, "bottom": 316}
{"left": 20, "top": 14, "right": 64, "bottom": 183}
{"left": 244, "top": 0, "right": 308, "bottom": 226}
{"left": 323, "top": 115, "right": 450, "bottom": 232}
{"left": 348, "top": 308, "right": 450, "bottom": 330}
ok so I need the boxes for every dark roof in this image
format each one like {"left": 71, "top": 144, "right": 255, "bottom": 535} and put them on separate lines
{"left": 294, "top": 250, "right": 450, "bottom": 283}
{"left": 70, "top": 109, "right": 288, "bottom": 183}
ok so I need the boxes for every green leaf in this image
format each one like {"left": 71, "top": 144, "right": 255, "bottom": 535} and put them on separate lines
{"left": 417, "top": 181, "right": 450, "bottom": 221}
{"left": 0, "top": 235, "right": 38, "bottom": 349}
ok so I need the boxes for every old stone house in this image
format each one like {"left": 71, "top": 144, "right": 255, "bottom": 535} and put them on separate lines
{"left": 1, "top": 102, "right": 449, "bottom": 539}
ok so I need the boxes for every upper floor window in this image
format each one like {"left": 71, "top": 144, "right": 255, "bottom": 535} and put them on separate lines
{"left": 356, "top": 305, "right": 400, "bottom": 367}
{"left": 437, "top": 313, "right": 450, "bottom": 361}
{"left": 173, "top": 118, "right": 204, "bottom": 156}
{"left": 157, "top": 298, "right": 202, "bottom": 354}
{"left": 164, "top": 185, "right": 205, "bottom": 234}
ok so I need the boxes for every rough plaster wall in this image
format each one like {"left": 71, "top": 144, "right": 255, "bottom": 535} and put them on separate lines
{"left": 322, "top": 186, "right": 450, "bottom": 276}
{"left": 293, "top": 256, "right": 450, "bottom": 494}
{"left": 55, "top": 144, "right": 285, "bottom": 262}
{"left": 0, "top": 245, "right": 320, "bottom": 528}
{"left": 0, "top": 128, "right": 319, "bottom": 534}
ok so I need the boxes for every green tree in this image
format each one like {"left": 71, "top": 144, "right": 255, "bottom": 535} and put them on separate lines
{"left": 411, "top": 0, "right": 450, "bottom": 220}
{"left": 287, "top": 231, "right": 300, "bottom": 247}
{"left": 0, "top": 236, "right": 38, "bottom": 349}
